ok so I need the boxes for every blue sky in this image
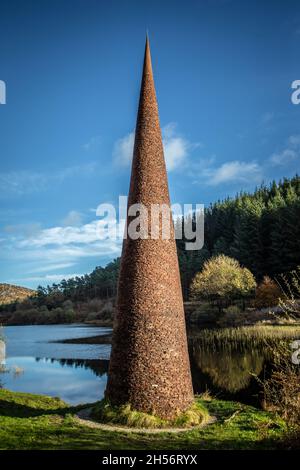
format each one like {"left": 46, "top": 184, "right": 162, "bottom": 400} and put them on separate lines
{"left": 0, "top": 0, "right": 300, "bottom": 288}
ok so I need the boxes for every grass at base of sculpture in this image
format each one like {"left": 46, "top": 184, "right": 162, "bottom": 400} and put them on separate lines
{"left": 91, "top": 399, "right": 209, "bottom": 429}
{"left": 0, "top": 389, "right": 289, "bottom": 449}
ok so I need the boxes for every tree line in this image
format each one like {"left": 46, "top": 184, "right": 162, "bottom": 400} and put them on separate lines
{"left": 1, "top": 175, "right": 299, "bottom": 316}
{"left": 36, "top": 174, "right": 300, "bottom": 303}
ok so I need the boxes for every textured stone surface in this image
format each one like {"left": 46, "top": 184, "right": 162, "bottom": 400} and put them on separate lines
{"left": 105, "top": 37, "right": 194, "bottom": 419}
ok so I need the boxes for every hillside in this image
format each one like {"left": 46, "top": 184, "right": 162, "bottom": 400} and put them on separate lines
{"left": 0, "top": 283, "right": 35, "bottom": 306}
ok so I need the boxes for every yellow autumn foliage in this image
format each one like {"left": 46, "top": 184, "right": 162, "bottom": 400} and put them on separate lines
{"left": 190, "top": 255, "right": 256, "bottom": 301}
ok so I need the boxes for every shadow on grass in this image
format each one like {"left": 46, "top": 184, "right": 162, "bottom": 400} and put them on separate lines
{"left": 0, "top": 390, "right": 89, "bottom": 419}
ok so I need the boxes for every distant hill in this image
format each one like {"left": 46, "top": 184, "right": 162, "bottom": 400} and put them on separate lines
{"left": 0, "top": 283, "right": 35, "bottom": 306}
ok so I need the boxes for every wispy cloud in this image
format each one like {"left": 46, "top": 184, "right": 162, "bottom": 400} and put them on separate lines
{"left": 259, "top": 111, "right": 283, "bottom": 137}
{"left": 269, "top": 134, "right": 300, "bottom": 166}
{"left": 288, "top": 135, "right": 300, "bottom": 147}
{"left": 82, "top": 135, "right": 102, "bottom": 151}
{"left": 62, "top": 210, "right": 83, "bottom": 227}
{"left": 270, "top": 149, "right": 297, "bottom": 166}
{"left": 204, "top": 160, "right": 262, "bottom": 186}
{"left": 113, "top": 123, "right": 201, "bottom": 171}
{"left": 3, "top": 223, "right": 42, "bottom": 236}
{"left": 18, "top": 220, "right": 117, "bottom": 248}
{"left": 192, "top": 133, "right": 300, "bottom": 186}
{"left": 113, "top": 131, "right": 135, "bottom": 167}
{"left": 8, "top": 273, "right": 84, "bottom": 284}
{"left": 260, "top": 112, "right": 275, "bottom": 126}
{"left": 0, "top": 171, "right": 47, "bottom": 196}
{"left": 28, "top": 263, "right": 76, "bottom": 274}
{"left": 0, "top": 214, "right": 122, "bottom": 286}
{"left": 0, "top": 215, "right": 122, "bottom": 270}
{"left": 0, "top": 162, "right": 97, "bottom": 197}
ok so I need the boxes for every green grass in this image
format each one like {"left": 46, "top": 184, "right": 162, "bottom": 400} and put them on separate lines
{"left": 0, "top": 389, "right": 287, "bottom": 450}
{"left": 92, "top": 399, "right": 209, "bottom": 428}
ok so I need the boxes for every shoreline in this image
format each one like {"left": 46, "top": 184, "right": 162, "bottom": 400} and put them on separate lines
{"left": 50, "top": 323, "right": 300, "bottom": 347}
{"left": 51, "top": 332, "right": 113, "bottom": 345}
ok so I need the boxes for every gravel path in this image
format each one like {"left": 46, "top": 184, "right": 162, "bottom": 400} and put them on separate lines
{"left": 75, "top": 408, "right": 216, "bottom": 434}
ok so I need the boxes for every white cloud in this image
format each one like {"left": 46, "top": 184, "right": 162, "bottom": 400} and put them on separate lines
{"left": 18, "top": 219, "right": 118, "bottom": 248}
{"left": 269, "top": 134, "right": 300, "bottom": 166}
{"left": 269, "top": 149, "right": 297, "bottom": 166}
{"left": 0, "top": 215, "right": 123, "bottom": 276}
{"left": 113, "top": 132, "right": 135, "bottom": 167}
{"left": 204, "top": 161, "right": 262, "bottom": 186}
{"left": 62, "top": 210, "right": 83, "bottom": 227}
{"left": 2, "top": 240, "right": 120, "bottom": 264}
{"left": 162, "top": 123, "right": 193, "bottom": 171}
{"left": 113, "top": 123, "right": 200, "bottom": 171}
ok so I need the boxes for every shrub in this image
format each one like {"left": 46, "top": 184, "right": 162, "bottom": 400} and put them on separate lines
{"left": 261, "top": 343, "right": 300, "bottom": 429}
{"left": 62, "top": 300, "right": 73, "bottom": 309}
{"left": 254, "top": 276, "right": 281, "bottom": 309}
{"left": 63, "top": 308, "right": 75, "bottom": 323}
{"left": 86, "top": 312, "right": 100, "bottom": 322}
{"left": 277, "top": 267, "right": 300, "bottom": 320}
{"left": 100, "top": 301, "right": 114, "bottom": 319}
{"left": 223, "top": 305, "right": 241, "bottom": 315}
{"left": 86, "top": 298, "right": 104, "bottom": 312}
{"left": 190, "top": 255, "right": 256, "bottom": 311}
{"left": 218, "top": 305, "right": 244, "bottom": 327}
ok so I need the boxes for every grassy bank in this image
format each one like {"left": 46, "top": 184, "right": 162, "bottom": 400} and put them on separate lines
{"left": 189, "top": 325, "right": 300, "bottom": 352}
{"left": 0, "top": 389, "right": 287, "bottom": 450}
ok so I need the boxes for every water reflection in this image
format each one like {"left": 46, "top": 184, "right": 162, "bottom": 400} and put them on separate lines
{"left": 189, "top": 333, "right": 275, "bottom": 405}
{"left": 1, "top": 356, "right": 109, "bottom": 405}
{"left": 1, "top": 325, "right": 112, "bottom": 404}
{"left": 192, "top": 348, "right": 264, "bottom": 393}
{"left": 36, "top": 357, "right": 109, "bottom": 377}
{"left": 0, "top": 324, "right": 277, "bottom": 406}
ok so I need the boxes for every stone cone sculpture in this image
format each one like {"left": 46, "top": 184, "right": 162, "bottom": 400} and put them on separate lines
{"left": 105, "top": 36, "right": 194, "bottom": 419}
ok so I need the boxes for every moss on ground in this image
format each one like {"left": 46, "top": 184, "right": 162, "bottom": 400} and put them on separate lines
{"left": 0, "top": 389, "right": 288, "bottom": 450}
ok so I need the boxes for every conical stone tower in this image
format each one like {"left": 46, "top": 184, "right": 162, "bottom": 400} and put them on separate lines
{"left": 105, "top": 36, "right": 194, "bottom": 419}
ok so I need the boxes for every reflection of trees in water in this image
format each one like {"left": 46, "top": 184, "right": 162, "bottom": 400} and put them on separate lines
{"left": 192, "top": 348, "right": 265, "bottom": 393}
{"left": 35, "top": 357, "right": 109, "bottom": 377}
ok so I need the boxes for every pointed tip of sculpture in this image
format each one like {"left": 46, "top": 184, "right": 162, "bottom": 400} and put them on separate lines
{"left": 145, "top": 32, "right": 150, "bottom": 54}
{"left": 143, "top": 31, "right": 152, "bottom": 76}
